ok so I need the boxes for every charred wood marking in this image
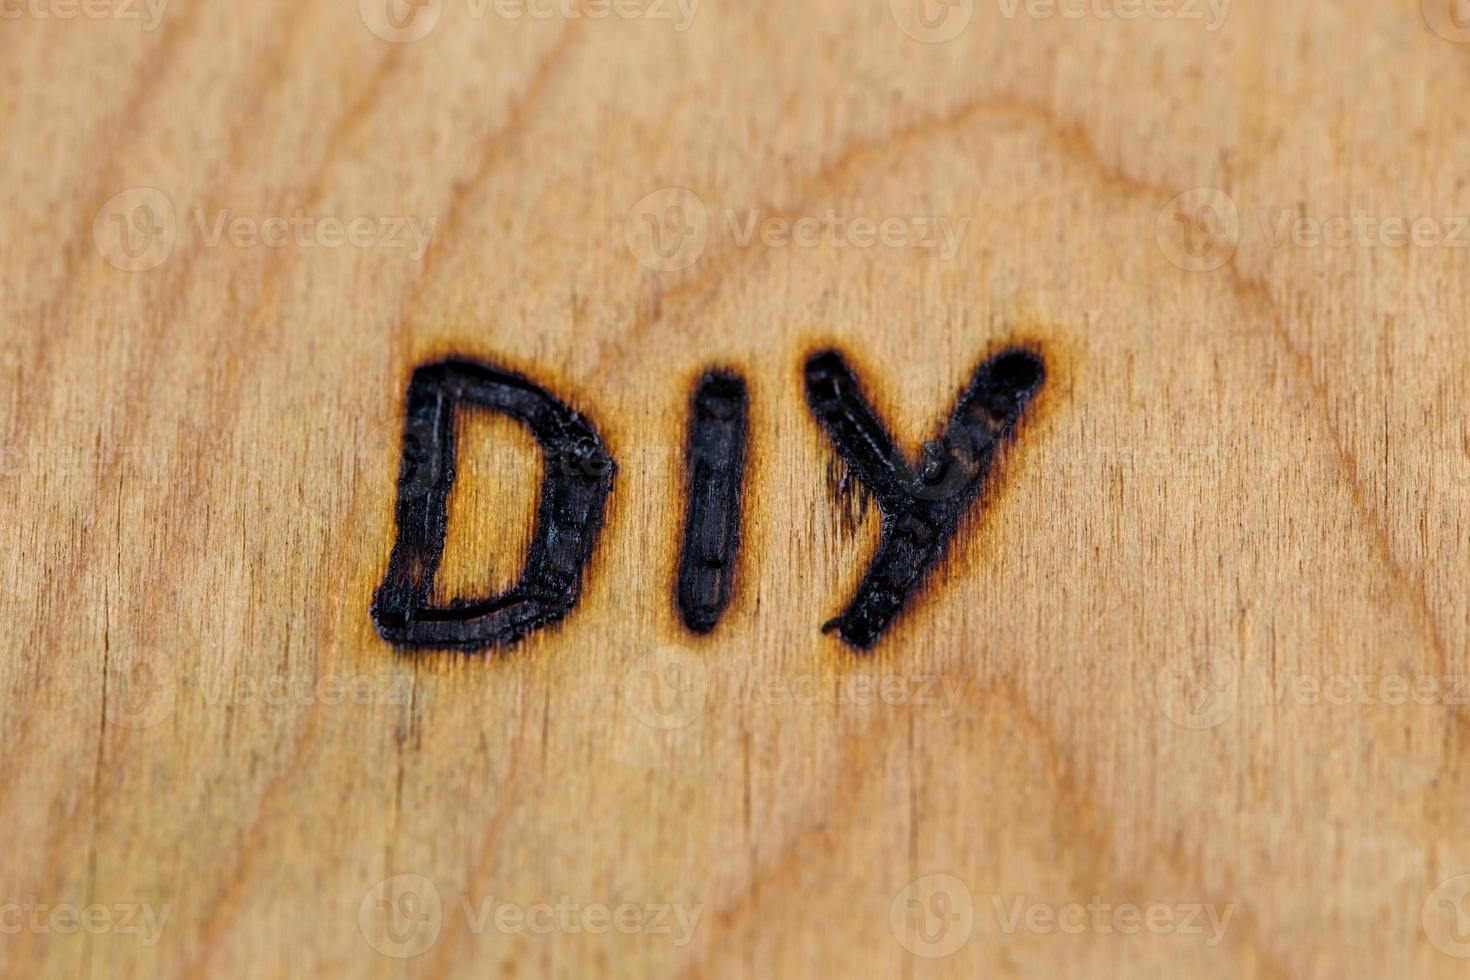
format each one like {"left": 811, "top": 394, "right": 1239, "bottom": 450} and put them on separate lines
{"left": 371, "top": 358, "right": 615, "bottom": 651}
{"left": 676, "top": 371, "right": 750, "bottom": 633}
{"left": 802, "top": 347, "right": 1045, "bottom": 650}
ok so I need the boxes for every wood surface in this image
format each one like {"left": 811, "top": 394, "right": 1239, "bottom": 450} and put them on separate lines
{"left": 5, "top": 0, "right": 1470, "bottom": 977}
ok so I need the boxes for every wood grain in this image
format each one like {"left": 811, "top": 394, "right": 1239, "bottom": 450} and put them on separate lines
{"left": 5, "top": 0, "right": 1470, "bottom": 976}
